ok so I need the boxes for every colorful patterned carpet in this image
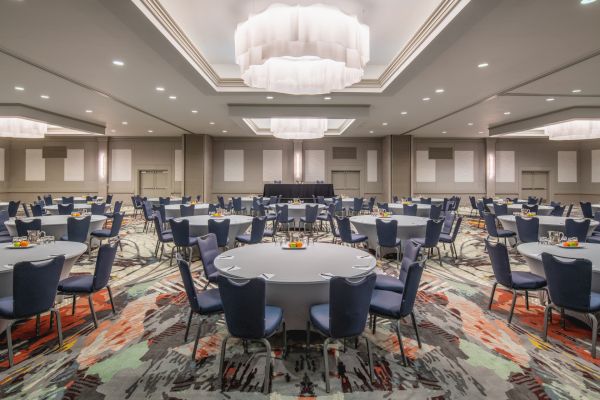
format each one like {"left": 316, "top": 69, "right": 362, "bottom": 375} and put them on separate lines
{"left": 1, "top": 207, "right": 599, "bottom": 399}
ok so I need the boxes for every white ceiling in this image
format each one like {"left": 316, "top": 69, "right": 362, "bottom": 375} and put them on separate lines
{"left": 0, "top": 0, "right": 599, "bottom": 139}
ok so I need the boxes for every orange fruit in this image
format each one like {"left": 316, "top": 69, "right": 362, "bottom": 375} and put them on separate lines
{"left": 20, "top": 240, "right": 29, "bottom": 247}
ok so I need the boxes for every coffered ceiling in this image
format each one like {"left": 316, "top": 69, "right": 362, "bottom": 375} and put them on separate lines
{"left": 0, "top": 0, "right": 599, "bottom": 139}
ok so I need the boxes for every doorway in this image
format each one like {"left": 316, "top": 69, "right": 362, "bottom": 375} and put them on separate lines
{"left": 331, "top": 171, "right": 361, "bottom": 197}
{"left": 139, "top": 170, "right": 170, "bottom": 198}
{"left": 521, "top": 171, "right": 549, "bottom": 201}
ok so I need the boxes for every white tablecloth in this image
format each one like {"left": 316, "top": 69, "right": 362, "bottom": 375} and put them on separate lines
{"left": 164, "top": 204, "right": 209, "bottom": 219}
{"left": 177, "top": 215, "right": 253, "bottom": 248}
{"left": 349, "top": 215, "right": 429, "bottom": 251}
{"left": 388, "top": 203, "right": 431, "bottom": 217}
{"left": 498, "top": 215, "right": 598, "bottom": 240}
{"left": 5, "top": 215, "right": 107, "bottom": 239}
{"left": 45, "top": 204, "right": 110, "bottom": 215}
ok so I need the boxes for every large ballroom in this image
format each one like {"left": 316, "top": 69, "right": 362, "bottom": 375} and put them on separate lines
{"left": 1, "top": 0, "right": 600, "bottom": 398}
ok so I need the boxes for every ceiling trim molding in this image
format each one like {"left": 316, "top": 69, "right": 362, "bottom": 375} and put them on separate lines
{"left": 133, "top": 0, "right": 466, "bottom": 93}
{"left": 0, "top": 103, "right": 105, "bottom": 134}
{"left": 228, "top": 104, "right": 370, "bottom": 119}
{"left": 242, "top": 118, "right": 355, "bottom": 137}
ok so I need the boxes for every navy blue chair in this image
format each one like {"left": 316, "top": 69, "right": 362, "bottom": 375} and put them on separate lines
{"left": 349, "top": 198, "right": 364, "bottom": 215}
{"left": 8, "top": 201, "right": 20, "bottom": 218}
{"left": 22, "top": 203, "right": 31, "bottom": 218}
{"left": 333, "top": 199, "right": 343, "bottom": 216}
{"left": 58, "top": 242, "right": 118, "bottom": 329}
{"left": 177, "top": 257, "right": 223, "bottom": 357}
{"left": 377, "top": 202, "right": 389, "bottom": 212}
{"left": 152, "top": 204, "right": 167, "bottom": 229}
{"left": 580, "top": 202, "right": 594, "bottom": 219}
{"left": 0, "top": 255, "right": 66, "bottom": 368}
{"left": 439, "top": 216, "right": 462, "bottom": 260}
{"left": 375, "top": 241, "right": 422, "bottom": 293}
{"left": 58, "top": 203, "right": 74, "bottom": 215}
{"left": 197, "top": 233, "right": 220, "bottom": 289}
{"left": 43, "top": 194, "right": 53, "bottom": 206}
{"left": 208, "top": 203, "right": 218, "bottom": 214}
{"left": 208, "top": 218, "right": 231, "bottom": 249}
{"left": 89, "top": 212, "right": 124, "bottom": 255}
{"left": 236, "top": 216, "right": 266, "bottom": 246}
{"left": 218, "top": 276, "right": 286, "bottom": 394}
{"left": 475, "top": 201, "right": 487, "bottom": 228}
{"left": 196, "top": 195, "right": 202, "bottom": 202}
{"left": 566, "top": 203, "right": 574, "bottom": 217}
{"left": 550, "top": 204, "right": 565, "bottom": 217}
{"left": 15, "top": 218, "right": 42, "bottom": 237}
{"left": 327, "top": 209, "right": 340, "bottom": 243}
{"left": 181, "top": 195, "right": 192, "bottom": 204}
{"left": 275, "top": 204, "right": 295, "bottom": 233}
{"left": 153, "top": 211, "right": 174, "bottom": 260}
{"left": 486, "top": 240, "right": 546, "bottom": 324}
{"left": 62, "top": 196, "right": 74, "bottom": 204}
{"left": 317, "top": 203, "right": 332, "bottom": 231}
{"left": 180, "top": 204, "right": 195, "bottom": 217}
{"left": 300, "top": 204, "right": 319, "bottom": 235}
{"left": 484, "top": 212, "right": 516, "bottom": 247}
{"left": 231, "top": 197, "right": 246, "bottom": 214}
{"left": 565, "top": 218, "right": 590, "bottom": 242}
{"left": 307, "top": 274, "right": 376, "bottom": 392}
{"left": 420, "top": 197, "right": 432, "bottom": 205}
{"left": 392, "top": 195, "right": 399, "bottom": 203}
{"left": 469, "top": 196, "right": 478, "bottom": 217}
{"left": 336, "top": 216, "right": 368, "bottom": 248}
{"left": 541, "top": 253, "right": 599, "bottom": 358}
{"left": 131, "top": 195, "right": 143, "bottom": 219}
{"left": 169, "top": 218, "right": 199, "bottom": 264}
{"left": 523, "top": 204, "right": 538, "bottom": 214}
{"left": 429, "top": 204, "right": 442, "bottom": 220}
{"left": 592, "top": 211, "right": 600, "bottom": 237}
{"left": 375, "top": 218, "right": 402, "bottom": 261}
{"left": 217, "top": 195, "right": 231, "bottom": 211}
{"left": 105, "top": 194, "right": 113, "bottom": 205}
{"left": 0, "top": 211, "right": 11, "bottom": 243}
{"left": 159, "top": 196, "right": 170, "bottom": 205}
{"left": 104, "top": 200, "right": 122, "bottom": 219}
{"left": 61, "top": 216, "right": 91, "bottom": 245}
{"left": 441, "top": 211, "right": 456, "bottom": 235}
{"left": 493, "top": 203, "right": 509, "bottom": 216}
{"left": 30, "top": 203, "right": 44, "bottom": 217}
{"left": 90, "top": 202, "right": 106, "bottom": 216}
{"left": 527, "top": 196, "right": 537, "bottom": 205}
{"left": 411, "top": 219, "right": 444, "bottom": 266}
{"left": 370, "top": 261, "right": 424, "bottom": 366}
{"left": 85, "top": 196, "right": 94, "bottom": 202}
{"left": 403, "top": 204, "right": 417, "bottom": 216}
{"left": 363, "top": 197, "right": 376, "bottom": 213}
{"left": 515, "top": 216, "right": 539, "bottom": 243}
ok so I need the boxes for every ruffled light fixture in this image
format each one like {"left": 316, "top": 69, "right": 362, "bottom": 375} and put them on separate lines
{"left": 0, "top": 117, "right": 47, "bottom": 138}
{"left": 545, "top": 120, "right": 600, "bottom": 140}
{"left": 235, "top": 3, "right": 370, "bottom": 95}
{"left": 270, "top": 118, "right": 327, "bottom": 139}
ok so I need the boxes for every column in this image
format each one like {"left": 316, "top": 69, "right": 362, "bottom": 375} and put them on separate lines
{"left": 97, "top": 137, "right": 108, "bottom": 198}
{"left": 486, "top": 137, "right": 496, "bottom": 197}
{"left": 293, "top": 140, "right": 303, "bottom": 182}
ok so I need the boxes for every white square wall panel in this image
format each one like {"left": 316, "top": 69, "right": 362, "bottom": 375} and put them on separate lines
{"left": 367, "top": 150, "right": 378, "bottom": 182}
{"left": 25, "top": 149, "right": 45, "bottom": 181}
{"left": 64, "top": 149, "right": 85, "bottom": 181}
{"left": 224, "top": 149, "right": 244, "bottom": 181}
{"left": 0, "top": 148, "right": 4, "bottom": 181}
{"left": 263, "top": 150, "right": 282, "bottom": 182}
{"left": 557, "top": 151, "right": 577, "bottom": 183}
{"left": 174, "top": 149, "right": 184, "bottom": 181}
{"left": 111, "top": 149, "right": 132, "bottom": 182}
{"left": 416, "top": 150, "right": 435, "bottom": 182}
{"left": 592, "top": 150, "right": 600, "bottom": 183}
{"left": 454, "top": 150, "right": 474, "bottom": 182}
{"left": 495, "top": 151, "right": 515, "bottom": 183}
{"left": 305, "top": 150, "right": 325, "bottom": 182}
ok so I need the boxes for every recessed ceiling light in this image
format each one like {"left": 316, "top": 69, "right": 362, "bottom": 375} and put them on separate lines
{"left": 112, "top": 60, "right": 125, "bottom": 66}
{"left": 504, "top": 111, "right": 511, "bottom": 115}
{"left": 222, "top": 130, "right": 228, "bottom": 133}
{"left": 168, "top": 95, "right": 177, "bottom": 100}
{"left": 401, "top": 111, "right": 408, "bottom": 115}
{"left": 40, "top": 94, "right": 49, "bottom": 99}
{"left": 110, "top": 129, "right": 116, "bottom": 133}
{"left": 581, "top": 0, "right": 597, "bottom": 4}
{"left": 323, "top": 96, "right": 332, "bottom": 100}
{"left": 422, "top": 97, "right": 431, "bottom": 101}
{"left": 209, "top": 121, "right": 215, "bottom": 125}
{"left": 266, "top": 96, "right": 274, "bottom": 100}
{"left": 435, "top": 88, "right": 444, "bottom": 93}
{"left": 85, "top": 109, "right": 93, "bottom": 113}
{"left": 442, "top": 131, "right": 447, "bottom": 134}
{"left": 121, "top": 121, "right": 128, "bottom": 125}
{"left": 369, "top": 130, "right": 374, "bottom": 134}
{"left": 546, "top": 97, "right": 555, "bottom": 102}
{"left": 382, "top": 122, "right": 388, "bottom": 126}
{"left": 479, "top": 131, "right": 484, "bottom": 134}
{"left": 478, "top": 62, "right": 489, "bottom": 68}
{"left": 467, "top": 122, "right": 474, "bottom": 126}
{"left": 148, "top": 130, "right": 153, "bottom": 133}
{"left": 572, "top": 89, "right": 582, "bottom": 93}
{"left": 14, "top": 86, "right": 24, "bottom": 91}
{"left": 191, "top": 110, "right": 198, "bottom": 114}
{"left": 155, "top": 86, "right": 165, "bottom": 92}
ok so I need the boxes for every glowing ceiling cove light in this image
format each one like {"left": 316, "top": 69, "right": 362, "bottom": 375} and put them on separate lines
{"left": 270, "top": 118, "right": 327, "bottom": 139}
{"left": 545, "top": 119, "right": 600, "bottom": 140}
{"left": 235, "top": 4, "right": 369, "bottom": 95}
{"left": 0, "top": 117, "right": 47, "bottom": 138}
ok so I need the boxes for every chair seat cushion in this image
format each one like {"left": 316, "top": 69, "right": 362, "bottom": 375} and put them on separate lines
{"left": 60, "top": 234, "right": 69, "bottom": 241}
{"left": 0, "top": 236, "right": 12, "bottom": 244}
{"left": 264, "top": 305, "right": 283, "bottom": 336}
{"left": 58, "top": 275, "right": 94, "bottom": 293}
{"left": 195, "top": 288, "right": 223, "bottom": 314}
{"left": 300, "top": 217, "right": 315, "bottom": 223}
{"left": 375, "top": 274, "right": 405, "bottom": 293}
{"left": 370, "top": 289, "right": 403, "bottom": 318}
{"left": 263, "top": 229, "right": 274, "bottom": 237}
{"left": 317, "top": 215, "right": 328, "bottom": 221}
{"left": 0, "top": 296, "right": 14, "bottom": 318}
{"left": 438, "top": 233, "right": 452, "bottom": 243}
{"left": 511, "top": 271, "right": 547, "bottom": 290}
{"left": 160, "top": 233, "right": 174, "bottom": 242}
{"left": 379, "top": 238, "right": 402, "bottom": 247}
{"left": 590, "top": 292, "right": 600, "bottom": 312}
{"left": 0, "top": 231, "right": 11, "bottom": 237}
{"left": 236, "top": 234, "right": 251, "bottom": 243}
{"left": 411, "top": 238, "right": 425, "bottom": 246}
{"left": 587, "top": 236, "right": 600, "bottom": 244}
{"left": 496, "top": 229, "right": 516, "bottom": 238}
{"left": 309, "top": 303, "right": 330, "bottom": 336}
{"left": 350, "top": 234, "right": 368, "bottom": 243}
{"left": 207, "top": 271, "right": 219, "bottom": 283}
{"left": 91, "top": 229, "right": 112, "bottom": 238}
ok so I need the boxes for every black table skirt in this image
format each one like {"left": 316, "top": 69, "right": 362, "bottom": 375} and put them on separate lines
{"left": 263, "top": 184, "right": 335, "bottom": 200}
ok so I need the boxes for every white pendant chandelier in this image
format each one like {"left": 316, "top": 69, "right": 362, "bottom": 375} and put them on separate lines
{"left": 545, "top": 119, "right": 600, "bottom": 140}
{"left": 270, "top": 118, "right": 328, "bottom": 139}
{"left": 235, "top": 3, "right": 370, "bottom": 95}
{"left": 0, "top": 117, "right": 47, "bottom": 138}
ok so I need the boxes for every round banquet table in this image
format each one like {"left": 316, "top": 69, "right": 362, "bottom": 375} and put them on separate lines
{"left": 486, "top": 198, "right": 529, "bottom": 204}
{"left": 324, "top": 198, "right": 360, "bottom": 210}
{"left": 421, "top": 198, "right": 444, "bottom": 206}
{"left": 238, "top": 197, "right": 259, "bottom": 211}
{"left": 177, "top": 215, "right": 253, "bottom": 248}
{"left": 164, "top": 203, "right": 209, "bottom": 219}
{"left": 4, "top": 215, "right": 107, "bottom": 239}
{"left": 350, "top": 215, "right": 429, "bottom": 252}
{"left": 592, "top": 204, "right": 600, "bottom": 214}
{"left": 0, "top": 241, "right": 88, "bottom": 334}
{"left": 267, "top": 203, "right": 326, "bottom": 221}
{"left": 146, "top": 197, "right": 183, "bottom": 205}
{"left": 53, "top": 196, "right": 104, "bottom": 204}
{"left": 0, "top": 202, "right": 9, "bottom": 213}
{"left": 498, "top": 215, "right": 598, "bottom": 240}
{"left": 214, "top": 242, "right": 376, "bottom": 329}
{"left": 44, "top": 204, "right": 110, "bottom": 215}
{"left": 489, "top": 204, "right": 554, "bottom": 216}
{"left": 388, "top": 203, "right": 431, "bottom": 217}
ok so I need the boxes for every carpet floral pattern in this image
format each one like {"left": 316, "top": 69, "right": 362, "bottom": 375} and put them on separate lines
{"left": 0, "top": 207, "right": 599, "bottom": 399}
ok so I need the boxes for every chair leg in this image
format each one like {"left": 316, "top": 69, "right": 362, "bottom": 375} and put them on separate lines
{"left": 365, "top": 337, "right": 375, "bottom": 384}
{"left": 261, "top": 338, "right": 272, "bottom": 394}
{"left": 36, "top": 314, "right": 40, "bottom": 336}
{"left": 372, "top": 314, "right": 377, "bottom": 334}
{"left": 191, "top": 318, "right": 205, "bottom": 361}
{"left": 106, "top": 285, "right": 116, "bottom": 314}
{"left": 589, "top": 313, "right": 598, "bottom": 358}
{"left": 282, "top": 321, "right": 287, "bottom": 359}
{"left": 542, "top": 304, "right": 552, "bottom": 341}
{"left": 525, "top": 290, "right": 529, "bottom": 310}
{"left": 218, "top": 335, "right": 229, "bottom": 390}
{"left": 88, "top": 295, "right": 98, "bottom": 328}
{"left": 6, "top": 322, "right": 13, "bottom": 368}
{"left": 323, "top": 337, "right": 332, "bottom": 393}
{"left": 487, "top": 282, "right": 497, "bottom": 310}
{"left": 184, "top": 309, "right": 193, "bottom": 342}
{"left": 436, "top": 246, "right": 443, "bottom": 266}
{"left": 410, "top": 312, "right": 422, "bottom": 348}
{"left": 53, "top": 308, "right": 64, "bottom": 347}
{"left": 72, "top": 294, "right": 77, "bottom": 315}
{"left": 395, "top": 320, "right": 407, "bottom": 366}
{"left": 306, "top": 321, "right": 311, "bottom": 355}
{"left": 508, "top": 289, "right": 518, "bottom": 324}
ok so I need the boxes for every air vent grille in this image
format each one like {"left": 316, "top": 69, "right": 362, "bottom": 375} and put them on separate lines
{"left": 42, "top": 146, "right": 67, "bottom": 158}
{"left": 332, "top": 147, "right": 357, "bottom": 159}
{"left": 428, "top": 147, "right": 453, "bottom": 160}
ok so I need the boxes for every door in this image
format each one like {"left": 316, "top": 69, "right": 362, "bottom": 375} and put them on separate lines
{"left": 139, "top": 170, "right": 170, "bottom": 197}
{"left": 331, "top": 171, "right": 361, "bottom": 197}
{"left": 521, "top": 171, "right": 549, "bottom": 201}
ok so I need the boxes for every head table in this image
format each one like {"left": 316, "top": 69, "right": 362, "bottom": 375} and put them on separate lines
{"left": 214, "top": 242, "right": 376, "bottom": 329}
